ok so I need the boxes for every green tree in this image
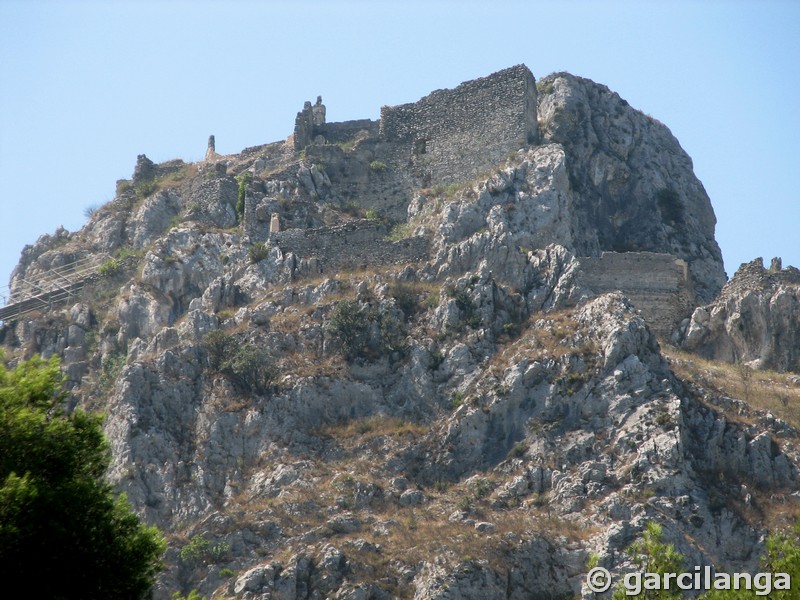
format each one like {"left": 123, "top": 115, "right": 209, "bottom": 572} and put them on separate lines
{"left": 0, "top": 353, "right": 166, "bottom": 599}
{"left": 698, "top": 520, "right": 800, "bottom": 599}
{"left": 328, "top": 300, "right": 373, "bottom": 361}
{"left": 613, "top": 521, "right": 684, "bottom": 599}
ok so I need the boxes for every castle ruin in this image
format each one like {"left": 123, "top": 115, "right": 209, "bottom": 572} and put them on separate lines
{"left": 282, "top": 65, "right": 696, "bottom": 336}
{"left": 576, "top": 252, "right": 694, "bottom": 338}
{"left": 293, "top": 64, "right": 538, "bottom": 189}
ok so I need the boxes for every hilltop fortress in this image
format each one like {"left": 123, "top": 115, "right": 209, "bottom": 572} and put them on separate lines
{"left": 3, "top": 66, "right": 791, "bottom": 600}
{"left": 4, "top": 65, "right": 725, "bottom": 339}
{"left": 250, "top": 64, "right": 716, "bottom": 337}
{"left": 294, "top": 64, "right": 538, "bottom": 187}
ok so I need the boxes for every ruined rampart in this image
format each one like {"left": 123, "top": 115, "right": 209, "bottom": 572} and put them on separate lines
{"left": 315, "top": 119, "right": 379, "bottom": 145}
{"left": 270, "top": 220, "right": 428, "bottom": 275}
{"left": 291, "top": 65, "right": 541, "bottom": 221}
{"left": 379, "top": 64, "right": 539, "bottom": 184}
{"left": 577, "top": 252, "right": 693, "bottom": 337}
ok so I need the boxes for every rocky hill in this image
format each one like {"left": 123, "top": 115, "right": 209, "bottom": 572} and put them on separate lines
{"left": 1, "top": 65, "right": 798, "bottom": 599}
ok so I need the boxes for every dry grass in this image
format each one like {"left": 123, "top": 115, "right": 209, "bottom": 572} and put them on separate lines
{"left": 486, "top": 308, "right": 593, "bottom": 377}
{"left": 319, "top": 415, "right": 429, "bottom": 444}
{"left": 275, "top": 350, "right": 346, "bottom": 380}
{"left": 663, "top": 346, "right": 800, "bottom": 430}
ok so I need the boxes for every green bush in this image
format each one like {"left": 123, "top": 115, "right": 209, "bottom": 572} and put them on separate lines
{"left": 203, "top": 331, "right": 274, "bottom": 394}
{"left": 203, "top": 330, "right": 236, "bottom": 371}
{"left": 116, "top": 180, "right": 133, "bottom": 195}
{"left": 172, "top": 592, "right": 207, "bottom": 600}
{"left": 180, "top": 534, "right": 229, "bottom": 565}
{"left": 135, "top": 179, "right": 159, "bottom": 200}
{"left": 388, "top": 282, "right": 418, "bottom": 318}
{"left": 365, "top": 208, "right": 387, "bottom": 225}
{"left": 445, "top": 285, "right": 481, "bottom": 329}
{"left": 327, "top": 300, "right": 409, "bottom": 362}
{"left": 379, "top": 312, "right": 407, "bottom": 356}
{"left": 328, "top": 300, "right": 373, "bottom": 361}
{"left": 223, "top": 344, "right": 274, "bottom": 394}
{"left": 369, "top": 160, "right": 387, "bottom": 172}
{"left": 537, "top": 80, "right": 555, "bottom": 95}
{"left": 98, "top": 257, "right": 122, "bottom": 278}
{"left": 248, "top": 241, "right": 270, "bottom": 264}
{"left": 386, "top": 223, "right": 411, "bottom": 241}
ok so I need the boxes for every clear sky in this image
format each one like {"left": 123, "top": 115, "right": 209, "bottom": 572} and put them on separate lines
{"left": 1, "top": 0, "right": 798, "bottom": 303}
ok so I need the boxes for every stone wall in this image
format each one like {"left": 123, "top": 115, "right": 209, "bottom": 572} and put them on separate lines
{"left": 577, "top": 252, "right": 693, "bottom": 337}
{"left": 316, "top": 119, "right": 379, "bottom": 145}
{"left": 291, "top": 65, "right": 541, "bottom": 221}
{"left": 270, "top": 220, "right": 429, "bottom": 275}
{"left": 379, "top": 64, "right": 539, "bottom": 185}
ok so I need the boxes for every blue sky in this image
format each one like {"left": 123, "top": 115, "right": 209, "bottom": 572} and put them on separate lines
{"left": 1, "top": 0, "right": 798, "bottom": 303}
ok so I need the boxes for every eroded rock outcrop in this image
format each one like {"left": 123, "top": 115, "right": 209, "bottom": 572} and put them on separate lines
{"left": 682, "top": 258, "right": 800, "bottom": 371}
{"left": 538, "top": 72, "right": 726, "bottom": 304}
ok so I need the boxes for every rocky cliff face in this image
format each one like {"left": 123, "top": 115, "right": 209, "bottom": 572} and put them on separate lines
{"left": 537, "top": 73, "right": 726, "bottom": 304}
{"left": 1, "top": 66, "right": 795, "bottom": 600}
{"left": 681, "top": 258, "right": 800, "bottom": 372}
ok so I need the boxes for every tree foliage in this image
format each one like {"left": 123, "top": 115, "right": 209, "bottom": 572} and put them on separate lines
{"left": 613, "top": 520, "right": 800, "bottom": 599}
{"left": 327, "top": 300, "right": 407, "bottom": 362}
{"left": 0, "top": 353, "right": 165, "bottom": 599}
{"left": 203, "top": 330, "right": 274, "bottom": 394}
{"left": 613, "top": 521, "right": 684, "bottom": 599}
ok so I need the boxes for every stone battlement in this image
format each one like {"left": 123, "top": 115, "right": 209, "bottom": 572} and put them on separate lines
{"left": 576, "top": 252, "right": 694, "bottom": 337}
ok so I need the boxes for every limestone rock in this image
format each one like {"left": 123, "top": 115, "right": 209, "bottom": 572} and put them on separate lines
{"left": 537, "top": 72, "right": 726, "bottom": 303}
{"left": 3, "top": 65, "right": 798, "bottom": 600}
{"left": 681, "top": 258, "right": 800, "bottom": 371}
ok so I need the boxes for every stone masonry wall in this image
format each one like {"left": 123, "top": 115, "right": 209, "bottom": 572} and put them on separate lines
{"left": 316, "top": 120, "right": 379, "bottom": 145}
{"left": 270, "top": 220, "right": 428, "bottom": 275}
{"left": 379, "top": 64, "right": 539, "bottom": 185}
{"left": 577, "top": 252, "right": 694, "bottom": 338}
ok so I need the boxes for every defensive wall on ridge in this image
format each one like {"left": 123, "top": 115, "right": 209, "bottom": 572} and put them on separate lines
{"left": 293, "top": 65, "right": 540, "bottom": 220}
{"left": 270, "top": 220, "right": 428, "bottom": 275}
{"left": 287, "top": 68, "right": 692, "bottom": 335}
{"left": 576, "top": 252, "right": 694, "bottom": 337}
{"left": 379, "top": 64, "right": 539, "bottom": 185}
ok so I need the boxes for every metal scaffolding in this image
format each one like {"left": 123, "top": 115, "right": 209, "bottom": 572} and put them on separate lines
{"left": 0, "top": 255, "right": 109, "bottom": 323}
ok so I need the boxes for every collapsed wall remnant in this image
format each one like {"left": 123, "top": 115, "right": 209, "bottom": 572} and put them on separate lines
{"left": 270, "top": 220, "right": 428, "bottom": 275}
{"left": 576, "top": 252, "right": 693, "bottom": 338}
{"left": 205, "top": 135, "right": 216, "bottom": 161}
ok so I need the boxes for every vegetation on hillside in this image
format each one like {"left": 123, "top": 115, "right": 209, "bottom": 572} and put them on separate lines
{"left": 0, "top": 353, "right": 165, "bottom": 599}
